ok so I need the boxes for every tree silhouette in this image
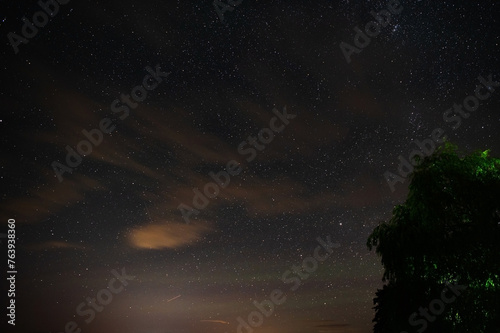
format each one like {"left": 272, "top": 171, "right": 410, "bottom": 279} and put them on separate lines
{"left": 368, "top": 143, "right": 500, "bottom": 332}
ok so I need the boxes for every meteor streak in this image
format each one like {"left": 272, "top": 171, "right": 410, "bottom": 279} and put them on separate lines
{"left": 200, "top": 320, "right": 230, "bottom": 325}
{"left": 166, "top": 294, "right": 181, "bottom": 302}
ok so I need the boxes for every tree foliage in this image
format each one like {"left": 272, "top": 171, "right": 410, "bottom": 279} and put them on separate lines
{"left": 368, "top": 143, "right": 500, "bottom": 332}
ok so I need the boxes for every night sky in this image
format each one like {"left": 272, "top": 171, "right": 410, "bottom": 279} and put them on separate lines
{"left": 1, "top": 1, "right": 500, "bottom": 332}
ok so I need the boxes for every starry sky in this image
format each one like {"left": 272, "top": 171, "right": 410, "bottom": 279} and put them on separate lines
{"left": 1, "top": 1, "right": 500, "bottom": 333}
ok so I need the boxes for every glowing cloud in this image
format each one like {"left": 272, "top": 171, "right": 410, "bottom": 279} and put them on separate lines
{"left": 128, "top": 221, "right": 211, "bottom": 249}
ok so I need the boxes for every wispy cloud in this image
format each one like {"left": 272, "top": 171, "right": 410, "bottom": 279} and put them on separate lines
{"left": 127, "top": 220, "right": 211, "bottom": 249}
{"left": 27, "top": 240, "right": 87, "bottom": 251}
{"left": 0, "top": 174, "right": 105, "bottom": 224}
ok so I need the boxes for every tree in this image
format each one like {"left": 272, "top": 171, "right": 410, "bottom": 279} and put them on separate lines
{"left": 367, "top": 143, "right": 500, "bottom": 332}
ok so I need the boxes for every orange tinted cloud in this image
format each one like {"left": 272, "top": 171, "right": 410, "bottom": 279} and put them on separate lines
{"left": 27, "top": 241, "right": 87, "bottom": 251}
{"left": 128, "top": 221, "right": 211, "bottom": 249}
{"left": 0, "top": 174, "right": 104, "bottom": 224}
